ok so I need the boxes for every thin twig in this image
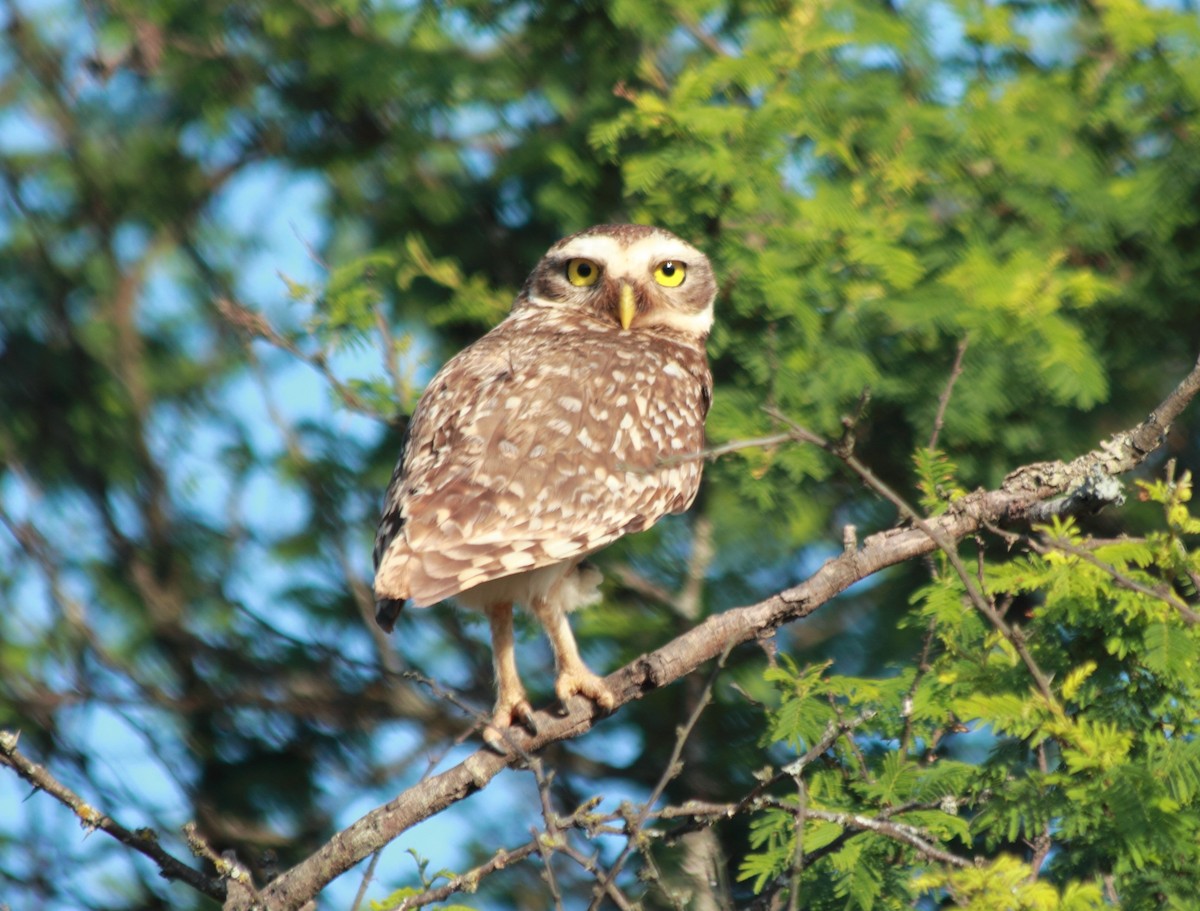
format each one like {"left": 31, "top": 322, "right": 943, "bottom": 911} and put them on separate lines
{"left": 759, "top": 800, "right": 973, "bottom": 869}
{"left": 662, "top": 710, "right": 878, "bottom": 845}
{"left": 0, "top": 732, "right": 222, "bottom": 898}
{"left": 1032, "top": 531, "right": 1200, "bottom": 625}
{"left": 529, "top": 759, "right": 566, "bottom": 911}
{"left": 390, "top": 794, "right": 608, "bottom": 911}
{"left": 765, "top": 406, "right": 1059, "bottom": 706}
{"left": 374, "top": 302, "right": 411, "bottom": 413}
{"left": 929, "top": 336, "right": 969, "bottom": 451}
{"left": 350, "top": 851, "right": 382, "bottom": 911}
{"left": 787, "top": 778, "right": 808, "bottom": 911}
{"left": 585, "top": 647, "right": 731, "bottom": 911}
{"left": 559, "top": 843, "right": 637, "bottom": 910}
{"left": 216, "top": 296, "right": 378, "bottom": 419}
{"left": 1028, "top": 744, "right": 1052, "bottom": 881}
{"left": 391, "top": 842, "right": 542, "bottom": 911}
{"left": 660, "top": 796, "right": 974, "bottom": 870}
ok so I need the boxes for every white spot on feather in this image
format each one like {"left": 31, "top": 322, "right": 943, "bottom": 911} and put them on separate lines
{"left": 543, "top": 538, "right": 581, "bottom": 559}
{"left": 500, "top": 551, "right": 537, "bottom": 571}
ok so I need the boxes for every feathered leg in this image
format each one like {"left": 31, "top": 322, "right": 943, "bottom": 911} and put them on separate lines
{"left": 530, "top": 594, "right": 615, "bottom": 711}
{"left": 484, "top": 602, "right": 534, "bottom": 736}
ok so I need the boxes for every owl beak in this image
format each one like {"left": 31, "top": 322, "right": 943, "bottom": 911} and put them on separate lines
{"left": 617, "top": 283, "right": 636, "bottom": 331}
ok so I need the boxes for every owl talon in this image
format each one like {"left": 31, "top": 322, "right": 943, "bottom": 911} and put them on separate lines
{"left": 555, "top": 668, "right": 616, "bottom": 713}
{"left": 483, "top": 696, "right": 537, "bottom": 749}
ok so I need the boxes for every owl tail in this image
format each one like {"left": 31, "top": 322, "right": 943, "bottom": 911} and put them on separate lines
{"left": 375, "top": 597, "right": 405, "bottom": 632}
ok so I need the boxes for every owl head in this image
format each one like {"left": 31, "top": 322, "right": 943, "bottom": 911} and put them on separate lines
{"left": 517, "top": 224, "right": 717, "bottom": 338}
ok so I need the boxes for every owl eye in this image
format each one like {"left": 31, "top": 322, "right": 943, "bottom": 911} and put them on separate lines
{"left": 565, "top": 258, "right": 601, "bottom": 287}
{"left": 654, "top": 261, "right": 687, "bottom": 288}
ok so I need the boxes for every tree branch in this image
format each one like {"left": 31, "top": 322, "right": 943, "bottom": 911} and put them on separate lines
{"left": 0, "top": 731, "right": 224, "bottom": 899}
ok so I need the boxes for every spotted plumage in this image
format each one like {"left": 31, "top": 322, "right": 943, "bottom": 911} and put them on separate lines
{"left": 373, "top": 224, "right": 716, "bottom": 737}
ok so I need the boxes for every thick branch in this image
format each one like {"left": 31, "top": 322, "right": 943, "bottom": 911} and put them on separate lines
{"left": 257, "top": 356, "right": 1200, "bottom": 910}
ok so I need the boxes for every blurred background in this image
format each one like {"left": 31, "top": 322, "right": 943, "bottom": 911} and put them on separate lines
{"left": 2, "top": 0, "right": 1200, "bottom": 907}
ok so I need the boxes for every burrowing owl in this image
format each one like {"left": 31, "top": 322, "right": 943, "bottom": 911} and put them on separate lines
{"left": 373, "top": 224, "right": 715, "bottom": 737}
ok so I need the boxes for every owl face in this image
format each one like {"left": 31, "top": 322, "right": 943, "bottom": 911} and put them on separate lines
{"left": 520, "top": 224, "right": 716, "bottom": 337}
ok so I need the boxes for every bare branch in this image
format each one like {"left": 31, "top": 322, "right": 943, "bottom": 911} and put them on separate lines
{"left": 0, "top": 732, "right": 222, "bottom": 898}
{"left": 765, "top": 404, "right": 1059, "bottom": 704}
{"left": 391, "top": 841, "right": 542, "bottom": 911}
{"left": 586, "top": 647, "right": 729, "bottom": 911}
{"left": 764, "top": 800, "right": 973, "bottom": 870}
{"left": 929, "top": 336, "right": 969, "bottom": 451}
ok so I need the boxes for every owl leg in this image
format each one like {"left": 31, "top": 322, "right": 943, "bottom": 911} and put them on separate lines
{"left": 530, "top": 595, "right": 616, "bottom": 712}
{"left": 484, "top": 602, "right": 535, "bottom": 737}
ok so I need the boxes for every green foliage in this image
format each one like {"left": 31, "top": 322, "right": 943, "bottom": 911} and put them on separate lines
{"left": 914, "top": 447, "right": 968, "bottom": 515}
{"left": 740, "top": 469, "right": 1200, "bottom": 908}
{"left": 915, "top": 856, "right": 1106, "bottom": 911}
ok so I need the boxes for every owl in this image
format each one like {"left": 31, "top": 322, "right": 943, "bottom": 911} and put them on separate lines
{"left": 373, "top": 224, "right": 716, "bottom": 739}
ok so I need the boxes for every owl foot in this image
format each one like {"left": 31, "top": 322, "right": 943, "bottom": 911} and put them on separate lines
{"left": 555, "top": 667, "right": 616, "bottom": 713}
{"left": 483, "top": 694, "right": 537, "bottom": 750}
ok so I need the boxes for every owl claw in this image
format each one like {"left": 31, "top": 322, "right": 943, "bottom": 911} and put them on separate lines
{"left": 483, "top": 695, "right": 537, "bottom": 750}
{"left": 555, "top": 668, "right": 616, "bottom": 713}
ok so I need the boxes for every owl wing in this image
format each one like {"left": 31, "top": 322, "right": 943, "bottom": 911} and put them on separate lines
{"left": 373, "top": 317, "right": 711, "bottom": 607}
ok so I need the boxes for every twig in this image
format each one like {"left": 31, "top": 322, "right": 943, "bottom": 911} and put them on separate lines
{"left": 528, "top": 759, "right": 566, "bottom": 911}
{"left": 389, "top": 794, "right": 609, "bottom": 911}
{"left": 697, "top": 431, "right": 798, "bottom": 461}
{"left": 1031, "top": 531, "right": 1200, "bottom": 625}
{"left": 0, "top": 732, "right": 222, "bottom": 898}
{"left": 393, "top": 841, "right": 543, "bottom": 911}
{"left": 585, "top": 647, "right": 731, "bottom": 911}
{"left": 215, "top": 296, "right": 378, "bottom": 419}
{"left": 659, "top": 795, "right": 974, "bottom": 871}
{"left": 350, "top": 852, "right": 382, "bottom": 911}
{"left": 659, "top": 710, "right": 878, "bottom": 848}
{"left": 787, "top": 779, "right": 808, "bottom": 911}
{"left": 765, "top": 405, "right": 1059, "bottom": 706}
{"left": 1028, "top": 744, "right": 1052, "bottom": 880}
{"left": 559, "top": 843, "right": 637, "bottom": 910}
{"left": 374, "top": 302, "right": 410, "bottom": 412}
{"left": 929, "top": 336, "right": 969, "bottom": 451}
{"left": 758, "top": 800, "right": 973, "bottom": 869}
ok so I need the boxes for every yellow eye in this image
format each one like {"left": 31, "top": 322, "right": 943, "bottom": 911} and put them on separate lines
{"left": 565, "top": 258, "right": 600, "bottom": 287}
{"left": 654, "top": 260, "right": 687, "bottom": 287}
